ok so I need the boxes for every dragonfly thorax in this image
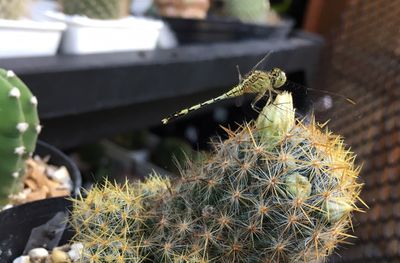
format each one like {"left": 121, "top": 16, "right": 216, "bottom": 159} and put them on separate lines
{"left": 242, "top": 70, "right": 271, "bottom": 93}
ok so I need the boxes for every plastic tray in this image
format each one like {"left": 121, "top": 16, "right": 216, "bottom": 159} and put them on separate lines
{"left": 163, "top": 17, "right": 294, "bottom": 44}
{"left": 0, "top": 19, "right": 65, "bottom": 58}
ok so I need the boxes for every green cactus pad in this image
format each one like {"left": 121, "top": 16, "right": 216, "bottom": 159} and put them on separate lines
{"left": 0, "top": 69, "right": 40, "bottom": 203}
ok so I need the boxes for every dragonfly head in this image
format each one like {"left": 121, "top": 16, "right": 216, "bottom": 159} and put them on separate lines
{"left": 271, "top": 68, "right": 287, "bottom": 88}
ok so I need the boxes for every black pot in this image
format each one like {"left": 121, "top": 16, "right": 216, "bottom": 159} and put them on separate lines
{"left": 163, "top": 17, "right": 294, "bottom": 44}
{"left": 0, "top": 141, "right": 81, "bottom": 262}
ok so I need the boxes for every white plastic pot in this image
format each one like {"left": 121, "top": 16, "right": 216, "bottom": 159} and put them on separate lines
{"left": 0, "top": 19, "right": 66, "bottom": 58}
{"left": 47, "top": 12, "right": 162, "bottom": 55}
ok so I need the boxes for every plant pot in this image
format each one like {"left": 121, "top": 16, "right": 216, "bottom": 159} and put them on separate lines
{"left": 0, "top": 141, "right": 80, "bottom": 262}
{"left": 47, "top": 12, "right": 162, "bottom": 54}
{"left": 0, "top": 197, "right": 73, "bottom": 263}
{"left": 163, "top": 17, "right": 294, "bottom": 44}
{"left": 0, "top": 19, "right": 66, "bottom": 58}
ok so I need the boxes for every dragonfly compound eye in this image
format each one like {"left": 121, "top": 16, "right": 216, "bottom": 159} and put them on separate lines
{"left": 273, "top": 68, "right": 287, "bottom": 88}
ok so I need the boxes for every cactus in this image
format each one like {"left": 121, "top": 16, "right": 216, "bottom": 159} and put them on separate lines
{"left": 71, "top": 92, "right": 363, "bottom": 262}
{"left": 0, "top": 69, "right": 40, "bottom": 204}
{"left": 0, "top": 0, "right": 27, "bottom": 20}
{"left": 70, "top": 175, "right": 171, "bottom": 262}
{"left": 59, "top": 0, "right": 132, "bottom": 20}
{"left": 222, "top": 0, "right": 270, "bottom": 23}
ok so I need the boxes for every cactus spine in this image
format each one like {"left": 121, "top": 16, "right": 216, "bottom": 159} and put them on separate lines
{"left": 59, "top": 0, "right": 132, "bottom": 20}
{"left": 71, "top": 92, "right": 363, "bottom": 262}
{"left": 0, "top": 69, "right": 40, "bottom": 204}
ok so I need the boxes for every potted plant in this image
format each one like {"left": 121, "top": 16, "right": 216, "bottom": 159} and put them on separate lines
{"left": 11, "top": 92, "right": 364, "bottom": 262}
{"left": 155, "top": 0, "right": 211, "bottom": 19}
{"left": 47, "top": 0, "right": 162, "bottom": 54}
{"left": 0, "top": 69, "right": 81, "bottom": 210}
{"left": 0, "top": 0, "right": 65, "bottom": 58}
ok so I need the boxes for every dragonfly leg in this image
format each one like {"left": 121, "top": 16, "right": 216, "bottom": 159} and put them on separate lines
{"left": 251, "top": 103, "right": 272, "bottom": 122}
{"left": 251, "top": 93, "right": 273, "bottom": 122}
{"left": 251, "top": 90, "right": 267, "bottom": 110}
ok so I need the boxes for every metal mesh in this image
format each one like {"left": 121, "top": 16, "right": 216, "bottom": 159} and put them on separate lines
{"left": 316, "top": 0, "right": 400, "bottom": 262}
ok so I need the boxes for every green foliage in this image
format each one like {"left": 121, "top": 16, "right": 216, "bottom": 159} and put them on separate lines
{"left": 71, "top": 93, "right": 363, "bottom": 262}
{"left": 59, "top": 0, "right": 132, "bottom": 20}
{"left": 0, "top": 69, "right": 40, "bottom": 203}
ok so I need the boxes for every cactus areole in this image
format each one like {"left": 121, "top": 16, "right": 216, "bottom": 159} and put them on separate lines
{"left": 0, "top": 69, "right": 40, "bottom": 204}
{"left": 72, "top": 92, "right": 363, "bottom": 262}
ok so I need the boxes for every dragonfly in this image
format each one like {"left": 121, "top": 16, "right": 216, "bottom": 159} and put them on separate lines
{"left": 161, "top": 54, "right": 356, "bottom": 124}
{"left": 162, "top": 54, "right": 287, "bottom": 124}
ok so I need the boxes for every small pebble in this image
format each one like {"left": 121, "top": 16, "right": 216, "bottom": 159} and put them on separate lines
{"left": 29, "top": 248, "right": 49, "bottom": 263}
{"left": 68, "top": 243, "right": 83, "bottom": 262}
{"left": 48, "top": 166, "right": 72, "bottom": 189}
{"left": 51, "top": 249, "right": 71, "bottom": 263}
{"left": 13, "top": 255, "right": 30, "bottom": 263}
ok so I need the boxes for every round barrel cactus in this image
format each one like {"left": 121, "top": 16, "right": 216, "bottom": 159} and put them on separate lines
{"left": 71, "top": 92, "right": 363, "bottom": 262}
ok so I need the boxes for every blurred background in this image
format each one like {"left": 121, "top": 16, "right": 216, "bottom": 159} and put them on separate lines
{"left": 0, "top": 0, "right": 398, "bottom": 261}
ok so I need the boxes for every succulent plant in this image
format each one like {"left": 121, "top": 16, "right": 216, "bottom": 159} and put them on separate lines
{"left": 59, "top": 0, "right": 132, "bottom": 20}
{"left": 0, "top": 0, "right": 27, "bottom": 20}
{"left": 71, "top": 92, "right": 363, "bottom": 262}
{"left": 70, "top": 174, "right": 171, "bottom": 262}
{"left": 0, "top": 69, "right": 41, "bottom": 204}
{"left": 222, "top": 0, "right": 270, "bottom": 23}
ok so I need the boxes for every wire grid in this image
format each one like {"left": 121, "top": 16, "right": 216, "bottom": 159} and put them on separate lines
{"left": 314, "top": 0, "right": 400, "bottom": 262}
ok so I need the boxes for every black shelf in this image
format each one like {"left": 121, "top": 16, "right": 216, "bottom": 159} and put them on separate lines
{"left": 0, "top": 31, "right": 323, "bottom": 149}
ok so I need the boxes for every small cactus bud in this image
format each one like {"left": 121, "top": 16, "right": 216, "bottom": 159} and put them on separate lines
{"left": 256, "top": 92, "right": 295, "bottom": 144}
{"left": 325, "top": 198, "right": 353, "bottom": 222}
{"left": 285, "top": 173, "right": 311, "bottom": 198}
